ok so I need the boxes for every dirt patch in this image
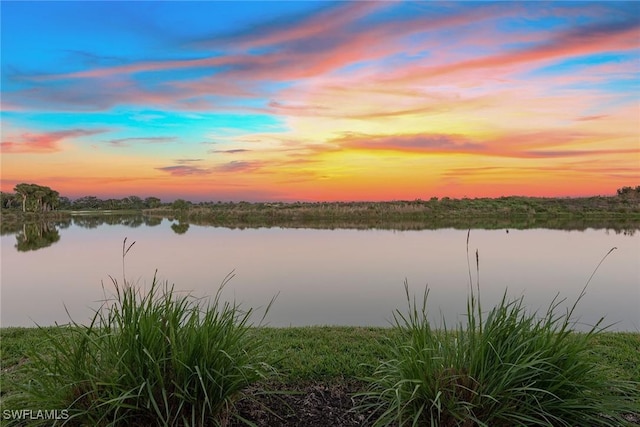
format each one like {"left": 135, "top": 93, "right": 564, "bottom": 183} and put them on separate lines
{"left": 230, "top": 380, "right": 375, "bottom": 427}
{"left": 231, "top": 380, "right": 640, "bottom": 427}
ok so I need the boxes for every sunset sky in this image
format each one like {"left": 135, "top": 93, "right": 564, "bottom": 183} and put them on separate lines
{"left": 1, "top": 1, "right": 639, "bottom": 202}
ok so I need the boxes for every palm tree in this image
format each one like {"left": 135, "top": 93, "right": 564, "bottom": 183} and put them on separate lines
{"left": 14, "top": 183, "right": 36, "bottom": 212}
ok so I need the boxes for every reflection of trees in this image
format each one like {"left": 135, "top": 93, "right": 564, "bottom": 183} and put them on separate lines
{"left": 144, "top": 216, "right": 162, "bottom": 227}
{"left": 72, "top": 214, "right": 146, "bottom": 229}
{"left": 171, "top": 222, "right": 190, "bottom": 234}
{"left": 2, "top": 217, "right": 71, "bottom": 236}
{"left": 157, "top": 214, "right": 640, "bottom": 234}
{"left": 4, "top": 214, "right": 166, "bottom": 252}
{"left": 72, "top": 216, "right": 101, "bottom": 229}
{"left": 120, "top": 216, "right": 144, "bottom": 228}
{"left": 15, "top": 222, "right": 61, "bottom": 252}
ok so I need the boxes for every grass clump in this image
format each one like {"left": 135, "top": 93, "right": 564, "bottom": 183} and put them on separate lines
{"left": 10, "top": 240, "right": 274, "bottom": 426}
{"left": 359, "top": 245, "right": 639, "bottom": 426}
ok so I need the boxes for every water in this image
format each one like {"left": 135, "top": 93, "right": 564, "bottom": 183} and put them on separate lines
{"left": 1, "top": 217, "right": 639, "bottom": 331}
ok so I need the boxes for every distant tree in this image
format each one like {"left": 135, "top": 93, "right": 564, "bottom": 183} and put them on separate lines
{"left": 14, "top": 183, "right": 34, "bottom": 212}
{"left": 13, "top": 183, "right": 60, "bottom": 212}
{"left": 172, "top": 199, "right": 190, "bottom": 210}
{"left": 41, "top": 188, "right": 59, "bottom": 211}
{"left": 103, "top": 198, "right": 119, "bottom": 210}
{"left": 0, "top": 192, "right": 19, "bottom": 209}
{"left": 72, "top": 196, "right": 102, "bottom": 210}
{"left": 118, "top": 195, "right": 144, "bottom": 209}
{"left": 144, "top": 196, "right": 162, "bottom": 209}
{"left": 58, "top": 196, "right": 72, "bottom": 210}
{"left": 616, "top": 186, "right": 640, "bottom": 198}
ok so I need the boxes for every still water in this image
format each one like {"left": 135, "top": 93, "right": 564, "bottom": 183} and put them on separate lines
{"left": 1, "top": 217, "right": 639, "bottom": 331}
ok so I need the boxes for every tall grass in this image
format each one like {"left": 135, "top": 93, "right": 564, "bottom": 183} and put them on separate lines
{"left": 14, "top": 239, "right": 275, "bottom": 426}
{"left": 358, "top": 236, "right": 639, "bottom": 426}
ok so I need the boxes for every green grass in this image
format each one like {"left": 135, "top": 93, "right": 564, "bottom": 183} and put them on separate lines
{"left": 355, "top": 280, "right": 640, "bottom": 427}
{"left": 0, "top": 256, "right": 275, "bottom": 426}
{"left": 2, "top": 327, "right": 638, "bottom": 383}
{"left": 2, "top": 327, "right": 638, "bottom": 424}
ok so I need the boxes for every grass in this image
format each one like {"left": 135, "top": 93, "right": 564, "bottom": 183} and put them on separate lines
{"left": 355, "top": 244, "right": 640, "bottom": 426}
{"left": 1, "top": 328, "right": 639, "bottom": 424}
{"left": 1, "top": 240, "right": 275, "bottom": 426}
{"left": 357, "top": 287, "right": 639, "bottom": 426}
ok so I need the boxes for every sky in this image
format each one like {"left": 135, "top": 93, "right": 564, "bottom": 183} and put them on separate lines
{"left": 1, "top": 1, "right": 639, "bottom": 202}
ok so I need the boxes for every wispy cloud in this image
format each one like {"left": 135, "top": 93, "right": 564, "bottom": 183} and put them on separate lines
{"left": 155, "top": 165, "right": 211, "bottom": 176}
{"left": 380, "top": 13, "right": 639, "bottom": 87}
{"left": 1, "top": 128, "right": 108, "bottom": 153}
{"left": 175, "top": 158, "right": 203, "bottom": 164}
{"left": 575, "top": 115, "right": 608, "bottom": 122}
{"left": 519, "top": 148, "right": 640, "bottom": 159}
{"left": 214, "top": 160, "right": 264, "bottom": 173}
{"left": 108, "top": 136, "right": 177, "bottom": 147}
{"left": 209, "top": 148, "right": 251, "bottom": 154}
{"left": 334, "top": 133, "right": 481, "bottom": 154}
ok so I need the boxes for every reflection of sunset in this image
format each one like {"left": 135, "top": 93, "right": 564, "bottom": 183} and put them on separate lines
{"left": 2, "top": 225, "right": 638, "bottom": 330}
{"left": 2, "top": 2, "right": 638, "bottom": 201}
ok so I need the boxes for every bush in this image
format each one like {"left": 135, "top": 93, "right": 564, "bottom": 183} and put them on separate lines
{"left": 14, "top": 242, "right": 274, "bottom": 426}
{"left": 359, "top": 250, "right": 639, "bottom": 426}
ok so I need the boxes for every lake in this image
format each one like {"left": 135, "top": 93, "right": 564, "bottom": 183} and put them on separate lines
{"left": 1, "top": 215, "right": 638, "bottom": 331}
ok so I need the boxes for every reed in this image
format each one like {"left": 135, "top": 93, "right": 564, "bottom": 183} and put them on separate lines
{"left": 357, "top": 243, "right": 639, "bottom": 426}
{"left": 12, "top": 239, "right": 275, "bottom": 426}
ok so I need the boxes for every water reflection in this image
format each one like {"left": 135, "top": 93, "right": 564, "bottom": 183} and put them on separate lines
{"left": 0, "top": 214, "right": 165, "bottom": 251}
{"left": 171, "top": 222, "right": 190, "bottom": 234}
{"left": 14, "top": 221, "right": 61, "bottom": 252}
{"left": 169, "top": 215, "right": 640, "bottom": 235}
{"left": 71, "top": 214, "right": 154, "bottom": 229}
{"left": 0, "top": 213, "right": 637, "bottom": 253}
{"left": 1, "top": 220, "right": 638, "bottom": 331}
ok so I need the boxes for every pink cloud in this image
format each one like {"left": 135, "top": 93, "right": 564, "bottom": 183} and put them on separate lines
{"left": 335, "top": 133, "right": 482, "bottom": 154}
{"left": 1, "top": 128, "right": 108, "bottom": 153}
{"left": 4, "top": 2, "right": 637, "bottom": 119}
{"left": 155, "top": 165, "right": 211, "bottom": 176}
{"left": 7, "top": 3, "right": 509, "bottom": 113}
{"left": 205, "top": 2, "right": 390, "bottom": 51}
{"left": 108, "top": 136, "right": 177, "bottom": 147}
{"left": 214, "top": 160, "right": 264, "bottom": 173}
{"left": 575, "top": 115, "right": 608, "bottom": 121}
{"left": 383, "top": 18, "right": 639, "bottom": 85}
{"left": 327, "top": 128, "right": 638, "bottom": 161}
{"left": 209, "top": 148, "right": 251, "bottom": 154}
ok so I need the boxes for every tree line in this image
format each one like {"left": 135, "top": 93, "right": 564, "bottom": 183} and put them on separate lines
{"left": 1, "top": 183, "right": 164, "bottom": 212}
{"left": 3, "top": 183, "right": 60, "bottom": 212}
{"left": 1, "top": 182, "right": 639, "bottom": 214}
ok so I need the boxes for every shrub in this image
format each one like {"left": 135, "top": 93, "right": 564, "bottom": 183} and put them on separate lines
{"left": 15, "top": 241, "right": 274, "bottom": 426}
{"left": 358, "top": 248, "right": 639, "bottom": 426}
